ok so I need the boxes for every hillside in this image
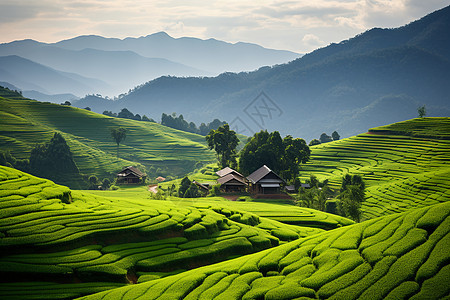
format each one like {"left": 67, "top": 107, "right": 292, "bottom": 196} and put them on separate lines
{"left": 299, "top": 118, "right": 450, "bottom": 220}
{"left": 0, "top": 166, "right": 353, "bottom": 299}
{"left": 75, "top": 5, "right": 450, "bottom": 141}
{"left": 72, "top": 201, "right": 449, "bottom": 299}
{"left": 0, "top": 91, "right": 215, "bottom": 187}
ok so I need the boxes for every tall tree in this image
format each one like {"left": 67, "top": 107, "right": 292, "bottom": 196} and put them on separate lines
{"left": 282, "top": 135, "right": 310, "bottom": 181}
{"left": 205, "top": 124, "right": 239, "bottom": 168}
{"left": 418, "top": 105, "right": 426, "bottom": 118}
{"left": 332, "top": 131, "right": 340, "bottom": 141}
{"left": 110, "top": 127, "right": 127, "bottom": 158}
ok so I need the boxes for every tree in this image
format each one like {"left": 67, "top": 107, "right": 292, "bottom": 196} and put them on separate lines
{"left": 205, "top": 124, "right": 239, "bottom": 168}
{"left": 88, "top": 175, "right": 99, "bottom": 190}
{"left": 418, "top": 105, "right": 426, "bottom": 118}
{"left": 319, "top": 133, "right": 333, "bottom": 143}
{"left": 309, "top": 139, "right": 321, "bottom": 146}
{"left": 239, "top": 130, "right": 310, "bottom": 180}
{"left": 178, "top": 176, "right": 191, "bottom": 197}
{"left": 281, "top": 135, "right": 310, "bottom": 181}
{"left": 84, "top": 107, "right": 91, "bottom": 111}
{"left": 184, "top": 183, "right": 200, "bottom": 198}
{"left": 338, "top": 174, "right": 365, "bottom": 222}
{"left": 110, "top": 127, "right": 127, "bottom": 158}
{"left": 332, "top": 131, "right": 340, "bottom": 141}
{"left": 102, "top": 178, "right": 111, "bottom": 190}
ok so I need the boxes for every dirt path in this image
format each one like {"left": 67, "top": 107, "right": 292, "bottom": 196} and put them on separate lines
{"left": 148, "top": 184, "right": 158, "bottom": 193}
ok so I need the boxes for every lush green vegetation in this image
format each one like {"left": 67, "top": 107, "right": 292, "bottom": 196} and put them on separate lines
{"left": 77, "top": 201, "right": 450, "bottom": 300}
{"left": 299, "top": 118, "right": 450, "bottom": 220}
{"left": 0, "top": 166, "right": 351, "bottom": 299}
{"left": 0, "top": 92, "right": 215, "bottom": 187}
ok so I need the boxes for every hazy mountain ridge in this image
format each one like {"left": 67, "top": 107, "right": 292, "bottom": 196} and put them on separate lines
{"left": 0, "top": 32, "right": 300, "bottom": 96}
{"left": 77, "top": 5, "right": 450, "bottom": 141}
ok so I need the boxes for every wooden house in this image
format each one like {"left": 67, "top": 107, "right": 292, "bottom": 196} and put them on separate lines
{"left": 217, "top": 173, "right": 247, "bottom": 192}
{"left": 216, "top": 167, "right": 247, "bottom": 192}
{"left": 116, "top": 166, "right": 146, "bottom": 184}
{"left": 247, "top": 165, "right": 285, "bottom": 194}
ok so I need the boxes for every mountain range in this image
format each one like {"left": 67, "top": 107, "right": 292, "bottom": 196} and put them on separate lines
{"left": 0, "top": 33, "right": 299, "bottom": 97}
{"left": 73, "top": 5, "right": 450, "bottom": 141}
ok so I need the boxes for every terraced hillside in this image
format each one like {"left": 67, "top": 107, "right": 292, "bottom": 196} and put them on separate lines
{"left": 0, "top": 91, "right": 215, "bottom": 187}
{"left": 76, "top": 201, "right": 450, "bottom": 300}
{"left": 0, "top": 166, "right": 354, "bottom": 299}
{"left": 299, "top": 118, "right": 450, "bottom": 220}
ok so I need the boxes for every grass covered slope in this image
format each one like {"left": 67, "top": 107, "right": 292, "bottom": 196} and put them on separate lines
{"left": 0, "top": 92, "right": 215, "bottom": 187}
{"left": 78, "top": 201, "right": 450, "bottom": 300}
{"left": 299, "top": 118, "right": 450, "bottom": 219}
{"left": 0, "top": 166, "right": 346, "bottom": 299}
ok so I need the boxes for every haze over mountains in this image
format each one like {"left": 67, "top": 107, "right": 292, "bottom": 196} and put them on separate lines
{"left": 74, "top": 5, "right": 450, "bottom": 141}
{"left": 0, "top": 33, "right": 299, "bottom": 96}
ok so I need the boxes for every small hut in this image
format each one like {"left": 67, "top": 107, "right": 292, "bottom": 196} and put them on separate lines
{"left": 247, "top": 165, "right": 285, "bottom": 194}
{"left": 116, "top": 166, "right": 146, "bottom": 184}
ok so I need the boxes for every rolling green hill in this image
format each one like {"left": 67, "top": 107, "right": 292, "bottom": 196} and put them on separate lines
{"left": 299, "top": 117, "right": 450, "bottom": 220}
{"left": 0, "top": 166, "right": 354, "bottom": 299}
{"left": 0, "top": 90, "right": 215, "bottom": 187}
{"left": 74, "top": 201, "right": 449, "bottom": 300}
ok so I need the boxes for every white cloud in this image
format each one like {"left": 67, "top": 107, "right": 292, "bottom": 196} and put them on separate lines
{"left": 0, "top": 0, "right": 448, "bottom": 52}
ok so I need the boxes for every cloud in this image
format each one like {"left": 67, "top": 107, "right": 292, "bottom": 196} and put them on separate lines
{"left": 0, "top": 0, "right": 448, "bottom": 52}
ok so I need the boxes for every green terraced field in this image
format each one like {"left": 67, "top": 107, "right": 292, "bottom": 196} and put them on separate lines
{"left": 0, "top": 166, "right": 354, "bottom": 299}
{"left": 299, "top": 118, "right": 450, "bottom": 220}
{"left": 74, "top": 201, "right": 450, "bottom": 300}
{"left": 0, "top": 93, "right": 215, "bottom": 187}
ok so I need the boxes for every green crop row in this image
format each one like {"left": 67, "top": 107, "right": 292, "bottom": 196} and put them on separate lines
{"left": 76, "top": 201, "right": 449, "bottom": 300}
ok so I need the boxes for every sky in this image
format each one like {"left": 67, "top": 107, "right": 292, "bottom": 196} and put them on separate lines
{"left": 0, "top": 0, "right": 449, "bottom": 53}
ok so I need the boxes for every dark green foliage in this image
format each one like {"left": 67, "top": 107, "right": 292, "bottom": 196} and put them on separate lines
{"left": 338, "top": 175, "right": 365, "bottom": 222}
{"left": 239, "top": 130, "right": 310, "bottom": 180}
{"left": 178, "top": 176, "right": 191, "bottom": 198}
{"left": 184, "top": 183, "right": 200, "bottom": 198}
{"left": 309, "top": 139, "right": 321, "bottom": 146}
{"left": 110, "top": 127, "right": 127, "bottom": 157}
{"left": 28, "top": 132, "right": 80, "bottom": 185}
{"left": 161, "top": 113, "right": 226, "bottom": 135}
{"left": 206, "top": 124, "right": 239, "bottom": 168}
{"left": 320, "top": 133, "right": 333, "bottom": 143}
{"left": 332, "top": 131, "right": 340, "bottom": 141}
{"left": 417, "top": 105, "right": 426, "bottom": 118}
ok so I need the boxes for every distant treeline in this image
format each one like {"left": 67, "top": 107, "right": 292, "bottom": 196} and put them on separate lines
{"left": 103, "top": 108, "right": 226, "bottom": 136}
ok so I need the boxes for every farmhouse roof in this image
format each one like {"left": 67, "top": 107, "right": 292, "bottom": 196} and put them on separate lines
{"left": 247, "top": 165, "right": 285, "bottom": 184}
{"left": 217, "top": 173, "right": 247, "bottom": 185}
{"left": 216, "top": 167, "right": 244, "bottom": 178}
{"left": 117, "top": 166, "right": 146, "bottom": 178}
{"left": 193, "top": 180, "right": 210, "bottom": 191}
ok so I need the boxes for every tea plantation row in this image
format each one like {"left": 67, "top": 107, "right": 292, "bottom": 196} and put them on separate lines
{"left": 0, "top": 166, "right": 353, "bottom": 299}
{"left": 299, "top": 118, "right": 450, "bottom": 219}
{"left": 76, "top": 201, "right": 450, "bottom": 300}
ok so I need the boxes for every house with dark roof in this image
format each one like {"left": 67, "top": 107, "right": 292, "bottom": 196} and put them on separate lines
{"left": 216, "top": 167, "right": 245, "bottom": 179}
{"left": 116, "top": 166, "right": 146, "bottom": 184}
{"left": 247, "top": 165, "right": 285, "bottom": 194}
{"left": 217, "top": 173, "right": 247, "bottom": 192}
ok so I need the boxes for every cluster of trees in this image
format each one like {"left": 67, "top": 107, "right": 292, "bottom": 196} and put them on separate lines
{"left": 309, "top": 131, "right": 340, "bottom": 146}
{"left": 338, "top": 174, "right": 365, "bottom": 222}
{"left": 161, "top": 113, "right": 226, "bottom": 136}
{"left": 296, "top": 174, "right": 365, "bottom": 222}
{"left": 0, "top": 133, "right": 81, "bottom": 185}
{"left": 178, "top": 177, "right": 201, "bottom": 198}
{"left": 102, "top": 109, "right": 226, "bottom": 136}
{"left": 239, "top": 130, "right": 310, "bottom": 182}
{"left": 206, "top": 125, "right": 311, "bottom": 183}
{"left": 103, "top": 108, "right": 155, "bottom": 122}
